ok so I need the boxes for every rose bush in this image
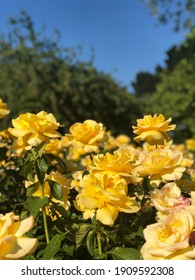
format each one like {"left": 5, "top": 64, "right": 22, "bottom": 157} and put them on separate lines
{"left": 0, "top": 103, "right": 195, "bottom": 260}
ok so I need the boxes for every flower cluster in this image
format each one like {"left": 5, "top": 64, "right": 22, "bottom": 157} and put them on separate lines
{"left": 0, "top": 98, "right": 195, "bottom": 260}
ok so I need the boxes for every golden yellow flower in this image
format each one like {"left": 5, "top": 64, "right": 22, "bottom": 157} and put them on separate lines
{"left": 141, "top": 208, "right": 195, "bottom": 260}
{"left": 90, "top": 149, "right": 142, "bottom": 185}
{"left": 0, "top": 98, "right": 10, "bottom": 119}
{"left": 25, "top": 171, "right": 70, "bottom": 211}
{"left": 74, "top": 172, "right": 140, "bottom": 226}
{"left": 66, "top": 119, "right": 107, "bottom": 153}
{"left": 171, "top": 143, "right": 194, "bottom": 168}
{"left": 186, "top": 138, "right": 195, "bottom": 151}
{"left": 103, "top": 133, "right": 131, "bottom": 150}
{"left": 114, "top": 134, "right": 131, "bottom": 147}
{"left": 133, "top": 148, "right": 185, "bottom": 187}
{"left": 102, "top": 131, "right": 116, "bottom": 150}
{"left": 132, "top": 114, "right": 176, "bottom": 145}
{"left": 8, "top": 111, "right": 61, "bottom": 151}
{"left": 0, "top": 212, "right": 37, "bottom": 260}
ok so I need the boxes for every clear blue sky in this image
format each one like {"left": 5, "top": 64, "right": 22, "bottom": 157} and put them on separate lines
{"left": 0, "top": 0, "right": 186, "bottom": 91}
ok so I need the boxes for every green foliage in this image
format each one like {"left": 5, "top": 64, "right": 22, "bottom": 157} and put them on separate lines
{"left": 142, "top": 0, "right": 195, "bottom": 31}
{"left": 0, "top": 139, "right": 151, "bottom": 260}
{"left": 43, "top": 234, "right": 65, "bottom": 260}
{"left": 134, "top": 27, "right": 195, "bottom": 142}
{"left": 0, "top": 10, "right": 141, "bottom": 136}
{"left": 110, "top": 247, "right": 142, "bottom": 260}
{"left": 131, "top": 71, "right": 160, "bottom": 97}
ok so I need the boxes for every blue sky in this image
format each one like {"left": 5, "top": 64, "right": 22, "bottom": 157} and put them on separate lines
{"left": 0, "top": 0, "right": 186, "bottom": 91}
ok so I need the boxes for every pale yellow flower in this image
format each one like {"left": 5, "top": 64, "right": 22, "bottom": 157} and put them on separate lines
{"left": 141, "top": 208, "right": 195, "bottom": 260}
{"left": 0, "top": 212, "right": 37, "bottom": 260}
{"left": 132, "top": 114, "right": 176, "bottom": 145}
{"left": 150, "top": 182, "right": 191, "bottom": 219}
{"left": 66, "top": 119, "right": 107, "bottom": 153}
{"left": 74, "top": 172, "right": 140, "bottom": 226}
{"left": 133, "top": 148, "right": 185, "bottom": 187}
{"left": 8, "top": 111, "right": 61, "bottom": 151}
{"left": 0, "top": 98, "right": 10, "bottom": 119}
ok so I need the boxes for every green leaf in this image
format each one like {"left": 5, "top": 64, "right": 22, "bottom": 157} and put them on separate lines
{"left": 37, "top": 141, "right": 46, "bottom": 157}
{"left": 23, "top": 160, "right": 35, "bottom": 181}
{"left": 35, "top": 160, "right": 45, "bottom": 185}
{"left": 24, "top": 196, "right": 49, "bottom": 217}
{"left": 86, "top": 230, "right": 96, "bottom": 256}
{"left": 75, "top": 223, "right": 92, "bottom": 247}
{"left": 47, "top": 180, "right": 63, "bottom": 200}
{"left": 43, "top": 233, "right": 65, "bottom": 260}
{"left": 26, "top": 182, "right": 40, "bottom": 196}
{"left": 51, "top": 202, "right": 69, "bottom": 218}
{"left": 110, "top": 247, "right": 142, "bottom": 260}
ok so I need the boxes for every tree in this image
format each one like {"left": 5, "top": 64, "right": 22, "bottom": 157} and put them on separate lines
{"left": 141, "top": 28, "right": 195, "bottom": 141}
{"left": 0, "top": 10, "right": 141, "bottom": 136}
{"left": 141, "top": 0, "right": 195, "bottom": 31}
{"left": 131, "top": 71, "right": 160, "bottom": 97}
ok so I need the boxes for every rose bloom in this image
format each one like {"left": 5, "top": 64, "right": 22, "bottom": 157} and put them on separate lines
{"left": 66, "top": 119, "right": 107, "bottom": 153}
{"left": 114, "top": 134, "right": 131, "bottom": 147}
{"left": 132, "top": 114, "right": 176, "bottom": 145}
{"left": 141, "top": 208, "right": 195, "bottom": 260}
{"left": 171, "top": 143, "right": 194, "bottom": 168}
{"left": 74, "top": 172, "right": 140, "bottom": 226}
{"left": 0, "top": 98, "right": 10, "bottom": 119}
{"left": 8, "top": 111, "right": 61, "bottom": 151}
{"left": 150, "top": 182, "right": 191, "bottom": 218}
{"left": 90, "top": 149, "right": 142, "bottom": 185}
{"left": 133, "top": 148, "right": 185, "bottom": 187}
{"left": 186, "top": 138, "right": 195, "bottom": 151}
{"left": 0, "top": 212, "right": 37, "bottom": 260}
{"left": 25, "top": 171, "right": 70, "bottom": 211}
{"left": 45, "top": 138, "right": 64, "bottom": 156}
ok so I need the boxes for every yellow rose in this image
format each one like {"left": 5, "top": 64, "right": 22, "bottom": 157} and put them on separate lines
{"left": 186, "top": 138, "right": 195, "bottom": 151}
{"left": 67, "top": 119, "right": 107, "bottom": 153}
{"left": 150, "top": 182, "right": 191, "bottom": 218}
{"left": 90, "top": 149, "right": 142, "bottom": 185}
{"left": 114, "top": 134, "right": 131, "bottom": 147}
{"left": 45, "top": 139, "right": 63, "bottom": 156}
{"left": 141, "top": 208, "right": 195, "bottom": 260}
{"left": 132, "top": 114, "right": 176, "bottom": 145}
{"left": 8, "top": 111, "right": 61, "bottom": 150}
{"left": 74, "top": 172, "right": 140, "bottom": 226}
{"left": 133, "top": 148, "right": 185, "bottom": 187}
{"left": 0, "top": 212, "right": 37, "bottom": 260}
{"left": 171, "top": 143, "right": 194, "bottom": 167}
{"left": 25, "top": 171, "right": 70, "bottom": 211}
{"left": 0, "top": 98, "right": 10, "bottom": 119}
